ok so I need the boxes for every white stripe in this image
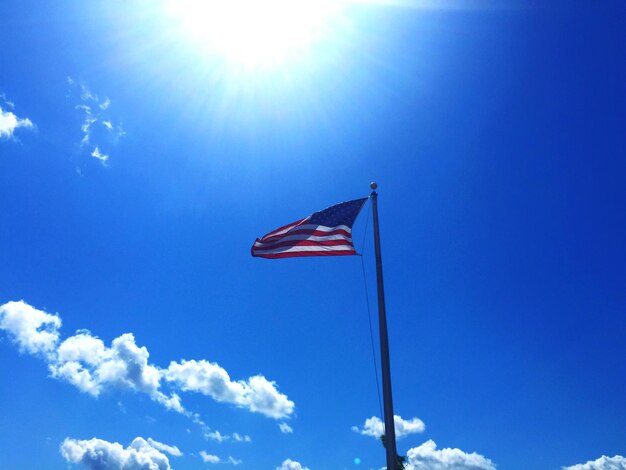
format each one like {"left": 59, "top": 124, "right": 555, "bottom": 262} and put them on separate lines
{"left": 254, "top": 233, "right": 353, "bottom": 248}
{"left": 287, "top": 224, "right": 352, "bottom": 233}
{"left": 254, "top": 244, "right": 355, "bottom": 254}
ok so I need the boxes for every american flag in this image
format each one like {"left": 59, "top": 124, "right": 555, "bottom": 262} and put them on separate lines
{"left": 251, "top": 198, "right": 368, "bottom": 259}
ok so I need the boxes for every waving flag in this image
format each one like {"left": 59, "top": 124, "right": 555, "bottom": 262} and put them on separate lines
{"left": 251, "top": 198, "right": 368, "bottom": 259}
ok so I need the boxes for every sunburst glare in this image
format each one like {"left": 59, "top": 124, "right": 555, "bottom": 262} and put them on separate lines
{"left": 167, "top": 0, "right": 343, "bottom": 68}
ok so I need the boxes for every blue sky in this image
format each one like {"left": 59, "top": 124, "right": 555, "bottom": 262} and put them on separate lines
{"left": 1, "top": 1, "right": 625, "bottom": 469}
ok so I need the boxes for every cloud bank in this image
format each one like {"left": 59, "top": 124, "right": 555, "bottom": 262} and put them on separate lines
{"left": 563, "top": 454, "right": 626, "bottom": 470}
{"left": 352, "top": 415, "right": 425, "bottom": 439}
{"left": 0, "top": 300, "right": 294, "bottom": 420}
{"left": 60, "top": 437, "right": 174, "bottom": 470}
{"left": 405, "top": 440, "right": 495, "bottom": 470}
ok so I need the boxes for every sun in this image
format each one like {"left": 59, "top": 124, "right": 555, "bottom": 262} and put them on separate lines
{"left": 167, "top": 0, "right": 342, "bottom": 68}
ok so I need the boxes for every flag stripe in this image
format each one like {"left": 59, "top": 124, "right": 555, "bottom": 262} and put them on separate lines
{"left": 251, "top": 198, "right": 367, "bottom": 259}
{"left": 254, "top": 233, "right": 353, "bottom": 248}
{"left": 254, "top": 239, "right": 354, "bottom": 252}
{"left": 253, "top": 246, "right": 358, "bottom": 258}
{"left": 254, "top": 251, "right": 357, "bottom": 259}
{"left": 262, "top": 217, "right": 309, "bottom": 239}
{"left": 260, "top": 224, "right": 352, "bottom": 243}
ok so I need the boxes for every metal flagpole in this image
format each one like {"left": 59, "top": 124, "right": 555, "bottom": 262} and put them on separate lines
{"left": 370, "top": 182, "right": 398, "bottom": 470}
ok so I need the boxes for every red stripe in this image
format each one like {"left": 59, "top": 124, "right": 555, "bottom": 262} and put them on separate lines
{"left": 260, "top": 217, "right": 308, "bottom": 239}
{"left": 261, "top": 228, "right": 352, "bottom": 243}
{"left": 252, "top": 249, "right": 357, "bottom": 259}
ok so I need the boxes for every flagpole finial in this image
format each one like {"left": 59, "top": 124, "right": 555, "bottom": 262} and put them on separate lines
{"left": 370, "top": 182, "right": 378, "bottom": 190}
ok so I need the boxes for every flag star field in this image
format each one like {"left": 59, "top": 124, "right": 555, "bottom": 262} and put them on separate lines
{"left": 1, "top": 1, "right": 625, "bottom": 469}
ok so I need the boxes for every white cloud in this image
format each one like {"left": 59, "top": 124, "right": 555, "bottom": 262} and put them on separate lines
{"left": 91, "top": 146, "right": 109, "bottom": 162}
{"left": 352, "top": 415, "right": 425, "bottom": 440}
{"left": 204, "top": 430, "right": 251, "bottom": 443}
{"left": 67, "top": 77, "right": 123, "bottom": 162}
{"left": 0, "top": 301, "right": 61, "bottom": 357}
{"left": 60, "top": 437, "right": 171, "bottom": 470}
{"left": 0, "top": 100, "right": 34, "bottom": 139}
{"left": 165, "top": 359, "right": 294, "bottom": 419}
{"left": 0, "top": 93, "right": 15, "bottom": 109}
{"left": 232, "top": 433, "right": 251, "bottom": 442}
{"left": 200, "top": 451, "right": 221, "bottom": 463}
{"left": 279, "top": 422, "right": 293, "bottom": 434}
{"left": 563, "top": 455, "right": 626, "bottom": 470}
{"left": 0, "top": 301, "right": 293, "bottom": 424}
{"left": 199, "top": 452, "right": 241, "bottom": 465}
{"left": 276, "top": 459, "right": 310, "bottom": 470}
{"left": 146, "top": 438, "right": 182, "bottom": 457}
{"left": 405, "top": 440, "right": 495, "bottom": 470}
{"left": 49, "top": 331, "right": 182, "bottom": 413}
{"left": 205, "top": 430, "right": 227, "bottom": 442}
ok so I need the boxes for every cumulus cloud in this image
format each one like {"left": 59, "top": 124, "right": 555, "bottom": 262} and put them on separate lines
{"left": 0, "top": 300, "right": 294, "bottom": 423}
{"left": 0, "top": 99, "right": 34, "bottom": 140}
{"left": 60, "top": 437, "right": 172, "bottom": 470}
{"left": 405, "top": 440, "right": 495, "bottom": 470}
{"left": 67, "top": 77, "right": 124, "bottom": 164}
{"left": 0, "top": 301, "right": 61, "bottom": 357}
{"left": 276, "top": 459, "right": 310, "bottom": 470}
{"left": 49, "top": 331, "right": 182, "bottom": 413}
{"left": 563, "top": 454, "right": 626, "bottom": 470}
{"left": 352, "top": 415, "right": 425, "bottom": 440}
{"left": 165, "top": 359, "right": 294, "bottom": 419}
{"left": 279, "top": 422, "right": 293, "bottom": 434}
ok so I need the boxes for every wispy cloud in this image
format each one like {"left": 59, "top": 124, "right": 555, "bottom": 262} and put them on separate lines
{"left": 200, "top": 451, "right": 221, "bottom": 464}
{"left": 279, "top": 422, "right": 293, "bottom": 434}
{"left": 60, "top": 436, "right": 176, "bottom": 470}
{"left": 276, "top": 459, "right": 310, "bottom": 470}
{"left": 0, "top": 93, "right": 15, "bottom": 109}
{"left": 205, "top": 430, "right": 251, "bottom": 443}
{"left": 67, "top": 76, "right": 124, "bottom": 164}
{"left": 91, "top": 146, "right": 109, "bottom": 163}
{"left": 352, "top": 415, "right": 425, "bottom": 439}
{"left": 0, "top": 300, "right": 294, "bottom": 422}
{"left": 405, "top": 440, "right": 495, "bottom": 470}
{"left": 146, "top": 438, "right": 183, "bottom": 457}
{"left": 563, "top": 454, "right": 626, "bottom": 470}
{"left": 200, "top": 451, "right": 242, "bottom": 465}
{"left": 0, "top": 95, "right": 34, "bottom": 140}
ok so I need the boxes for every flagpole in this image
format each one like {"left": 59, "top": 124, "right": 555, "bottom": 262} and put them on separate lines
{"left": 370, "top": 182, "right": 398, "bottom": 470}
